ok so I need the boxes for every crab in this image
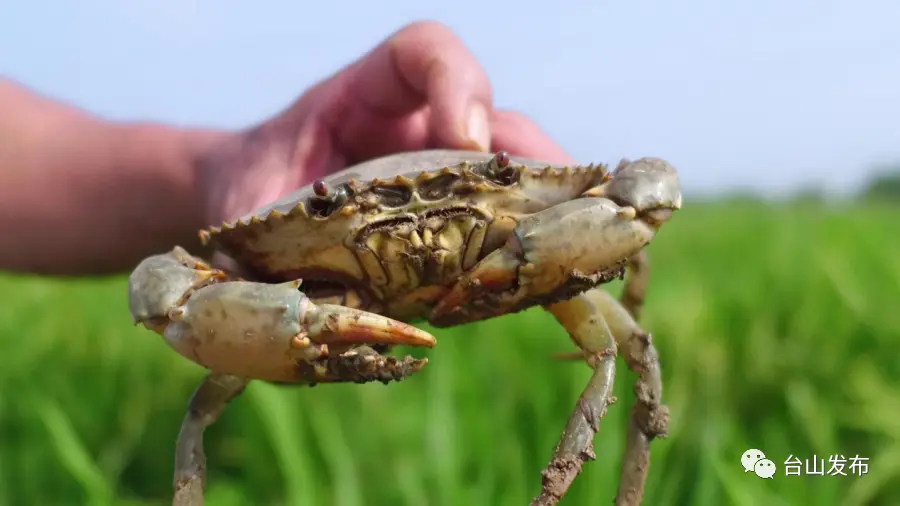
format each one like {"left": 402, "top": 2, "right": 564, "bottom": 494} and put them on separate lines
{"left": 128, "top": 149, "right": 681, "bottom": 506}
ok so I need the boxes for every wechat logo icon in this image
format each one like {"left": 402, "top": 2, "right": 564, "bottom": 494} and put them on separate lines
{"left": 741, "top": 449, "right": 776, "bottom": 479}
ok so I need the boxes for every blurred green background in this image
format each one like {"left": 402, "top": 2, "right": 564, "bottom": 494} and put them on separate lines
{"left": 1, "top": 181, "right": 899, "bottom": 505}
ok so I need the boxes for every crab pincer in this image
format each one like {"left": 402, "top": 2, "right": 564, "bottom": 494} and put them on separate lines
{"left": 164, "top": 279, "right": 434, "bottom": 381}
{"left": 129, "top": 249, "right": 436, "bottom": 384}
{"left": 431, "top": 157, "right": 682, "bottom": 326}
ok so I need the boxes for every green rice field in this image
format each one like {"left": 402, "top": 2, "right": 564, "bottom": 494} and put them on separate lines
{"left": 1, "top": 200, "right": 898, "bottom": 505}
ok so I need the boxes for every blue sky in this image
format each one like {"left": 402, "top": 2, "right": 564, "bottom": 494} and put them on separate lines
{"left": 3, "top": 1, "right": 899, "bottom": 196}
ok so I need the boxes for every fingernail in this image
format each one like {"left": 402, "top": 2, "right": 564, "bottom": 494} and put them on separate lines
{"left": 465, "top": 103, "right": 491, "bottom": 151}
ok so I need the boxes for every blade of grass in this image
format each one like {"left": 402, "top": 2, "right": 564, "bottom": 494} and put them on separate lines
{"left": 246, "top": 382, "right": 317, "bottom": 506}
{"left": 33, "top": 396, "right": 114, "bottom": 506}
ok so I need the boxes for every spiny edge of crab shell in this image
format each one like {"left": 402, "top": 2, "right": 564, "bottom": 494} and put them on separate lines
{"left": 197, "top": 160, "right": 608, "bottom": 247}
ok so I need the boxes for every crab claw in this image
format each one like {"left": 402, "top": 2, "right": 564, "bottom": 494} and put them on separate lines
{"left": 584, "top": 157, "right": 683, "bottom": 223}
{"left": 153, "top": 278, "right": 435, "bottom": 383}
{"left": 128, "top": 246, "right": 226, "bottom": 332}
{"left": 431, "top": 158, "right": 681, "bottom": 326}
{"left": 303, "top": 303, "right": 437, "bottom": 348}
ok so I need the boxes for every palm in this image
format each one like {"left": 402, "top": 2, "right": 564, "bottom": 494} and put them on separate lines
{"left": 203, "top": 21, "right": 574, "bottom": 226}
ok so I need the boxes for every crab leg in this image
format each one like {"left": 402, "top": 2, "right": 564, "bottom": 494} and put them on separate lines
{"left": 531, "top": 288, "right": 619, "bottom": 506}
{"left": 531, "top": 287, "right": 669, "bottom": 506}
{"left": 172, "top": 373, "right": 247, "bottom": 506}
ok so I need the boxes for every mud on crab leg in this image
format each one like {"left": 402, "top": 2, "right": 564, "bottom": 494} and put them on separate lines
{"left": 532, "top": 287, "right": 669, "bottom": 506}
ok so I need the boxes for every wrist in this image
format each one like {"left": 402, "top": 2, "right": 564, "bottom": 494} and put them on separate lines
{"left": 110, "top": 120, "right": 235, "bottom": 251}
{"left": 179, "top": 126, "right": 240, "bottom": 228}
{"left": 192, "top": 119, "right": 306, "bottom": 226}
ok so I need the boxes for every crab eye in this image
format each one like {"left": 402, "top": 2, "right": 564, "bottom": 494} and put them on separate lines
{"left": 312, "top": 179, "right": 328, "bottom": 197}
{"left": 333, "top": 185, "right": 351, "bottom": 204}
{"left": 495, "top": 151, "right": 510, "bottom": 168}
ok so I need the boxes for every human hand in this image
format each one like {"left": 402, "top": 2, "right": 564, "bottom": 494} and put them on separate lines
{"left": 197, "top": 21, "right": 575, "bottom": 226}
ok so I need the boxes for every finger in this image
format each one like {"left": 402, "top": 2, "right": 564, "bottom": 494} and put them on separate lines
{"left": 327, "top": 104, "right": 433, "bottom": 164}
{"left": 490, "top": 109, "right": 577, "bottom": 165}
{"left": 338, "top": 21, "right": 494, "bottom": 152}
